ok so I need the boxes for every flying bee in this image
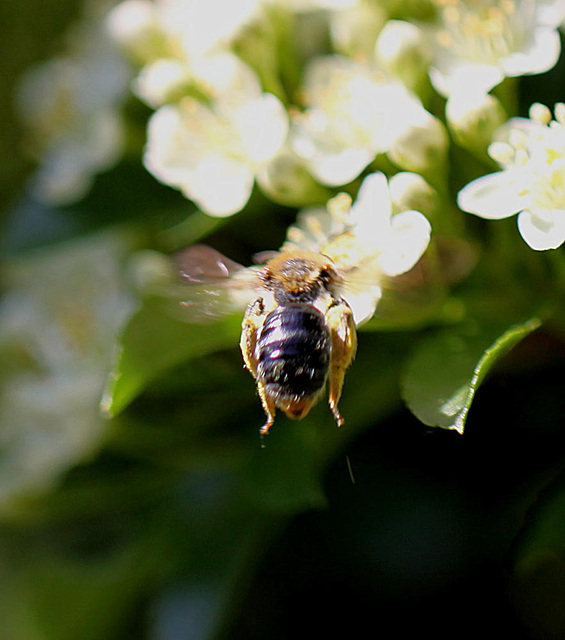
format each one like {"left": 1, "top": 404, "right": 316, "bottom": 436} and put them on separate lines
{"left": 170, "top": 243, "right": 357, "bottom": 436}
{"left": 239, "top": 249, "right": 356, "bottom": 435}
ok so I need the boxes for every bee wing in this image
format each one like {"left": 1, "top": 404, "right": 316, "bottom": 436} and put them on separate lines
{"left": 147, "top": 245, "right": 259, "bottom": 324}
{"left": 338, "top": 257, "right": 388, "bottom": 327}
{"left": 175, "top": 244, "right": 247, "bottom": 283}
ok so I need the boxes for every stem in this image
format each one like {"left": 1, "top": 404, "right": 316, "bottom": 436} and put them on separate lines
{"left": 493, "top": 77, "right": 518, "bottom": 118}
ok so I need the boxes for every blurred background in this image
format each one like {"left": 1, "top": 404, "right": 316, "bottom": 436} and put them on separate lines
{"left": 2, "top": 1, "right": 565, "bottom": 639}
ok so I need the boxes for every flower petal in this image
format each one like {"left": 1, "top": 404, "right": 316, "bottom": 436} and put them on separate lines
{"left": 501, "top": 27, "right": 561, "bottom": 77}
{"left": 430, "top": 62, "right": 503, "bottom": 98}
{"left": 342, "top": 286, "right": 382, "bottom": 327}
{"left": 379, "top": 210, "right": 431, "bottom": 276}
{"left": 299, "top": 146, "right": 374, "bottom": 186}
{"left": 457, "top": 170, "right": 530, "bottom": 220}
{"left": 517, "top": 209, "right": 565, "bottom": 250}
{"left": 349, "top": 171, "right": 392, "bottom": 233}
{"left": 234, "top": 94, "right": 288, "bottom": 164}
{"left": 188, "top": 155, "right": 255, "bottom": 217}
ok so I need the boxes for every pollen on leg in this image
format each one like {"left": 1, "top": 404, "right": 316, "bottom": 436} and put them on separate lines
{"left": 330, "top": 402, "right": 345, "bottom": 427}
{"left": 260, "top": 418, "right": 274, "bottom": 436}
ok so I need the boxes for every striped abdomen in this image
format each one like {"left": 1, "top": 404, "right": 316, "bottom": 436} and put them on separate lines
{"left": 256, "top": 303, "right": 331, "bottom": 400}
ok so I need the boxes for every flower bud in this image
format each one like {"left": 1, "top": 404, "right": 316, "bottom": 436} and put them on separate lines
{"left": 374, "top": 20, "right": 430, "bottom": 96}
{"left": 256, "top": 148, "right": 331, "bottom": 207}
{"left": 330, "top": 3, "right": 386, "bottom": 58}
{"left": 389, "top": 172, "right": 439, "bottom": 219}
{"left": 134, "top": 59, "right": 191, "bottom": 107}
{"left": 106, "top": 0, "right": 166, "bottom": 65}
{"left": 446, "top": 90, "right": 507, "bottom": 157}
{"left": 388, "top": 113, "right": 449, "bottom": 176}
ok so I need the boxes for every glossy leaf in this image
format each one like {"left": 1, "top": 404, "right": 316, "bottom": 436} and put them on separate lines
{"left": 101, "top": 296, "right": 242, "bottom": 417}
{"left": 401, "top": 317, "right": 542, "bottom": 433}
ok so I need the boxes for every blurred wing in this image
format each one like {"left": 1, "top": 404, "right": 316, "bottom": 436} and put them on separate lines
{"left": 175, "top": 244, "right": 247, "bottom": 283}
{"left": 339, "top": 256, "right": 387, "bottom": 327}
{"left": 150, "top": 245, "right": 259, "bottom": 324}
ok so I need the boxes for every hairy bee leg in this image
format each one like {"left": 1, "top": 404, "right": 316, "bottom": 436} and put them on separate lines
{"left": 326, "top": 302, "right": 357, "bottom": 427}
{"left": 240, "top": 297, "right": 277, "bottom": 436}
{"left": 257, "top": 382, "right": 277, "bottom": 436}
{"left": 240, "top": 298, "right": 264, "bottom": 378}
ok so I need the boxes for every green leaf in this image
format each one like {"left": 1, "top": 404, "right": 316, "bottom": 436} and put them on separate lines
{"left": 401, "top": 317, "right": 542, "bottom": 433}
{"left": 102, "top": 297, "right": 242, "bottom": 417}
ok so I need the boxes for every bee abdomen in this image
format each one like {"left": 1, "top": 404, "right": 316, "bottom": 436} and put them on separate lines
{"left": 256, "top": 303, "right": 331, "bottom": 398}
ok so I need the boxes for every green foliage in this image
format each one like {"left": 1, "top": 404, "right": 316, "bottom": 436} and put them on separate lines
{"left": 402, "top": 317, "right": 542, "bottom": 433}
{"left": 101, "top": 297, "right": 242, "bottom": 417}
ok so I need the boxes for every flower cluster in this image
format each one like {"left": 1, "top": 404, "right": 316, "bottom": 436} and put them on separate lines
{"left": 425, "top": 0, "right": 565, "bottom": 100}
{"left": 16, "top": 0, "right": 565, "bottom": 248}
{"left": 106, "top": 0, "right": 290, "bottom": 216}
{"left": 103, "top": 0, "right": 452, "bottom": 216}
{"left": 458, "top": 102, "right": 565, "bottom": 250}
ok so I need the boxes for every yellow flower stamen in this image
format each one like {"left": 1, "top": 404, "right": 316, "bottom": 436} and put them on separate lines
{"left": 327, "top": 192, "right": 353, "bottom": 223}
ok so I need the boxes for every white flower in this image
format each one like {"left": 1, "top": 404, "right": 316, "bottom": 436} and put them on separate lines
{"left": 279, "top": 0, "right": 361, "bottom": 11}
{"left": 291, "top": 55, "right": 444, "bottom": 186}
{"left": 107, "top": 0, "right": 263, "bottom": 61}
{"left": 133, "top": 47, "right": 266, "bottom": 108}
{"left": 143, "top": 54, "right": 289, "bottom": 216}
{"left": 457, "top": 103, "right": 565, "bottom": 250}
{"left": 343, "top": 172, "right": 433, "bottom": 278}
{"left": 0, "top": 232, "right": 134, "bottom": 513}
{"left": 284, "top": 171, "right": 432, "bottom": 324}
{"left": 426, "top": 0, "right": 565, "bottom": 98}
{"left": 107, "top": 0, "right": 269, "bottom": 107}
{"left": 15, "top": 4, "right": 130, "bottom": 205}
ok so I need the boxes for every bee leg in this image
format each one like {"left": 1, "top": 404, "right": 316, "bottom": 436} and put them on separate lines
{"left": 241, "top": 298, "right": 277, "bottom": 438}
{"left": 240, "top": 298, "right": 264, "bottom": 378}
{"left": 326, "top": 302, "right": 357, "bottom": 427}
{"left": 257, "top": 382, "right": 277, "bottom": 436}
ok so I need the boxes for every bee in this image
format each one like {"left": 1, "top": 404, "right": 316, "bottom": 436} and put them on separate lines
{"left": 171, "top": 243, "right": 357, "bottom": 436}
{"left": 239, "top": 249, "right": 356, "bottom": 435}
